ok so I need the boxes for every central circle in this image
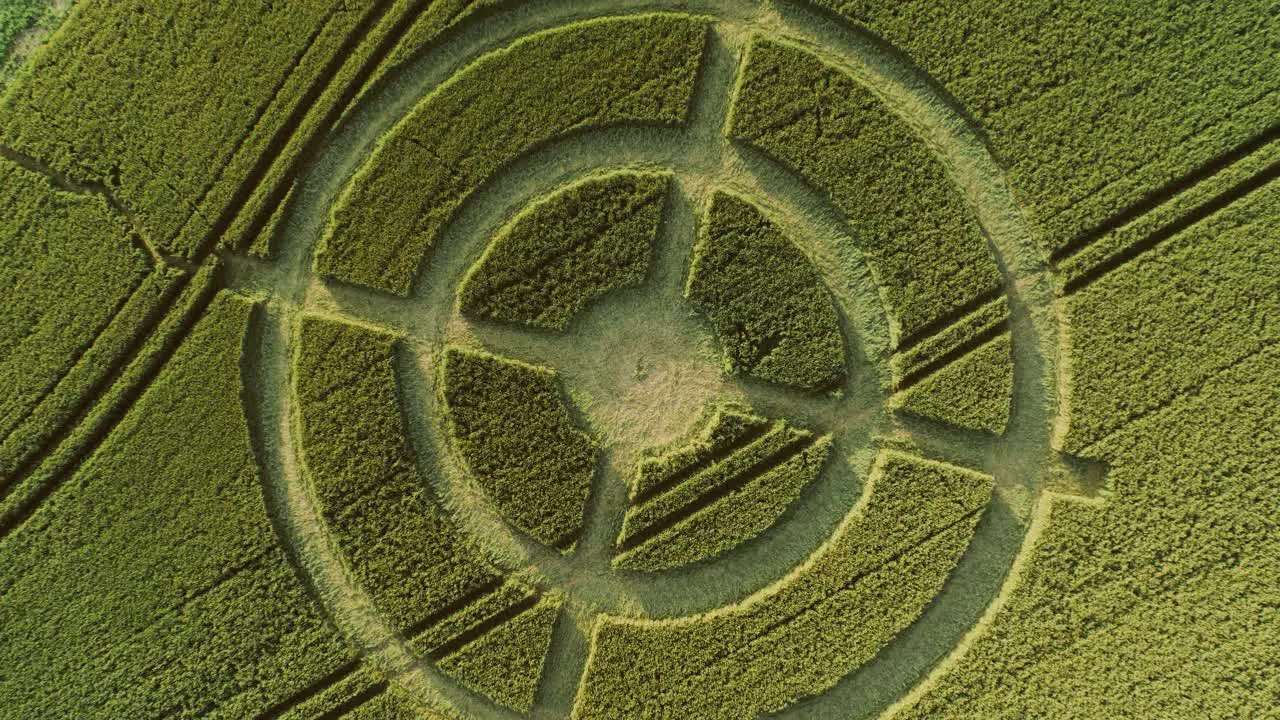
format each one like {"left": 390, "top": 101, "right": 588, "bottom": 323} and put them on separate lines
{"left": 557, "top": 299, "right": 727, "bottom": 453}
{"left": 449, "top": 253, "right": 734, "bottom": 456}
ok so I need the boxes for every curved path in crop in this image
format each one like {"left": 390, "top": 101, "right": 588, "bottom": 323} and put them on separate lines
{"left": 231, "top": 1, "right": 1100, "bottom": 718}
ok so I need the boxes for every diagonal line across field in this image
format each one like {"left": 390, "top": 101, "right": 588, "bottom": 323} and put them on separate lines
{"left": 1056, "top": 126, "right": 1280, "bottom": 293}
{"left": 1062, "top": 157, "right": 1280, "bottom": 294}
{"left": 895, "top": 318, "right": 1011, "bottom": 392}
{"left": 0, "top": 266, "right": 220, "bottom": 541}
{"left": 616, "top": 433, "right": 820, "bottom": 552}
{"left": 630, "top": 421, "right": 772, "bottom": 506}
{"left": 0, "top": 3, "right": 416, "bottom": 534}
{"left": 1052, "top": 121, "right": 1280, "bottom": 264}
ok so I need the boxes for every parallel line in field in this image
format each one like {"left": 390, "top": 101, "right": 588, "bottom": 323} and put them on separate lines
{"left": 400, "top": 578, "right": 507, "bottom": 642}
{"left": 0, "top": 269, "right": 192, "bottom": 503}
{"left": 0, "top": 269, "right": 149, "bottom": 460}
{"left": 0, "top": 268, "right": 221, "bottom": 542}
{"left": 201, "top": 0, "right": 397, "bottom": 256}
{"left": 3, "top": 0, "right": 422, "bottom": 531}
{"left": 1063, "top": 158, "right": 1280, "bottom": 294}
{"left": 617, "top": 434, "right": 816, "bottom": 553}
{"left": 1053, "top": 121, "right": 1280, "bottom": 264}
{"left": 894, "top": 286, "right": 1004, "bottom": 356}
{"left": 424, "top": 592, "right": 543, "bottom": 663}
{"left": 630, "top": 420, "right": 773, "bottom": 506}
{"left": 171, "top": 3, "right": 347, "bottom": 245}
{"left": 37, "top": 549, "right": 278, "bottom": 680}
{"left": 895, "top": 318, "right": 1010, "bottom": 392}
{"left": 251, "top": 658, "right": 363, "bottom": 720}
{"left": 227, "top": 0, "right": 438, "bottom": 254}
{"left": 316, "top": 681, "right": 390, "bottom": 720}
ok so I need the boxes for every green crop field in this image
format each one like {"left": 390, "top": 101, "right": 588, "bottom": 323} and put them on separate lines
{"left": 0, "top": 1, "right": 1275, "bottom": 718}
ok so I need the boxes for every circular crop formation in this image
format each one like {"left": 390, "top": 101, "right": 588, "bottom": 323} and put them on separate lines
{"left": 236, "top": 4, "right": 1087, "bottom": 718}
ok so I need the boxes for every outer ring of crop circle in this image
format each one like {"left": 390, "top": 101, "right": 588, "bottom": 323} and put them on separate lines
{"left": 245, "top": 2, "right": 1072, "bottom": 717}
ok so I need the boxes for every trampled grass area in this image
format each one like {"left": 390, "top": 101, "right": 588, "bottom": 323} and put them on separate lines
{"left": 1, "top": 1, "right": 1275, "bottom": 719}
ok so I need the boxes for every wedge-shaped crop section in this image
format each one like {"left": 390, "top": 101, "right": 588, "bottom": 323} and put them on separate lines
{"left": 460, "top": 171, "right": 670, "bottom": 330}
{"left": 296, "top": 318, "right": 560, "bottom": 711}
{"left": 889, "top": 297, "right": 1014, "bottom": 435}
{"left": 578, "top": 450, "right": 993, "bottom": 718}
{"left": 615, "top": 404, "right": 831, "bottom": 571}
{"left": 890, "top": 297, "right": 1008, "bottom": 386}
{"left": 687, "top": 192, "right": 846, "bottom": 391}
{"left": 318, "top": 14, "right": 709, "bottom": 294}
{"left": 296, "top": 317, "right": 500, "bottom": 628}
{"left": 439, "top": 346, "right": 598, "bottom": 551}
{"left": 411, "top": 586, "right": 562, "bottom": 712}
{"left": 893, "top": 332, "right": 1014, "bottom": 435}
{"left": 729, "top": 38, "right": 1001, "bottom": 347}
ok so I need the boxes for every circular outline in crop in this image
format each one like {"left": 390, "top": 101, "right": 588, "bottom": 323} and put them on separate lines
{"left": 234, "top": 2, "right": 1092, "bottom": 718}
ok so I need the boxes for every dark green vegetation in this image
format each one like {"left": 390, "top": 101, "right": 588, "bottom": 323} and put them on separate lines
{"left": 889, "top": 299, "right": 1013, "bottom": 435}
{"left": 439, "top": 346, "right": 597, "bottom": 551}
{"left": 0, "top": 0, "right": 65, "bottom": 88}
{"left": 580, "top": 452, "right": 993, "bottom": 717}
{"left": 459, "top": 171, "right": 670, "bottom": 330}
{"left": 0, "top": 0, "right": 43, "bottom": 61}
{"left": 318, "top": 14, "right": 708, "bottom": 294}
{"left": 687, "top": 192, "right": 847, "bottom": 390}
{"left": 0, "top": 156, "right": 150, "bottom": 492}
{"left": 417, "top": 593, "right": 562, "bottom": 712}
{"left": 278, "top": 664, "right": 429, "bottom": 720}
{"left": 819, "top": 0, "right": 1280, "bottom": 257}
{"left": 892, "top": 332, "right": 1012, "bottom": 435}
{"left": 0, "top": 294, "right": 366, "bottom": 717}
{"left": 615, "top": 405, "right": 831, "bottom": 571}
{"left": 730, "top": 38, "right": 1003, "bottom": 348}
{"left": 295, "top": 318, "right": 559, "bottom": 712}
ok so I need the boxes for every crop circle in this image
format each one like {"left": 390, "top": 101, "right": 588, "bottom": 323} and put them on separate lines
{"left": 236, "top": 2, "right": 1087, "bottom": 717}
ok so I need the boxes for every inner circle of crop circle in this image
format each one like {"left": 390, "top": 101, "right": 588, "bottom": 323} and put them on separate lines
{"left": 249, "top": 1, "right": 1069, "bottom": 716}
{"left": 413, "top": 155, "right": 893, "bottom": 619}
